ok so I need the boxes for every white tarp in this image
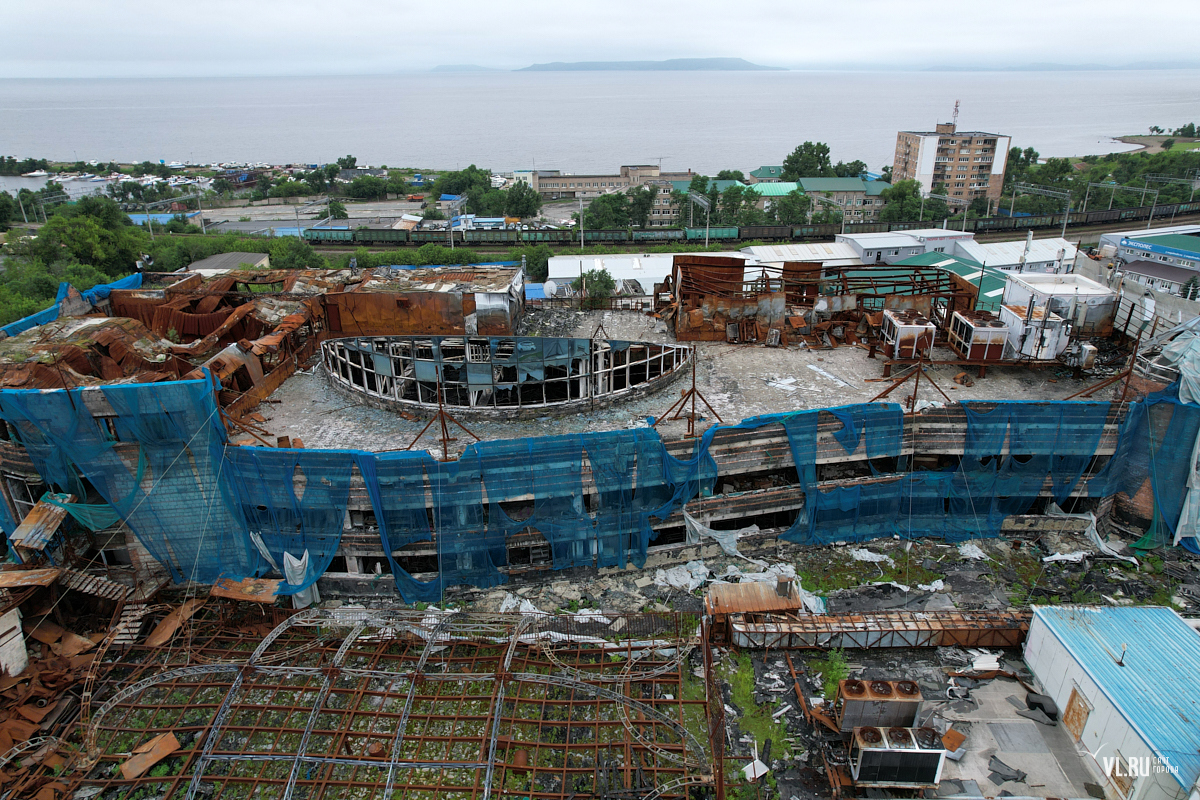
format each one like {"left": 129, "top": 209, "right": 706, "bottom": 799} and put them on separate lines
{"left": 284, "top": 550, "right": 320, "bottom": 609}
{"left": 958, "top": 542, "right": 987, "bottom": 561}
{"left": 655, "top": 560, "right": 710, "bottom": 592}
{"left": 1045, "top": 503, "right": 1139, "bottom": 566}
{"left": 1160, "top": 331, "right": 1200, "bottom": 405}
{"left": 683, "top": 510, "right": 763, "bottom": 563}
{"left": 849, "top": 548, "right": 894, "bottom": 567}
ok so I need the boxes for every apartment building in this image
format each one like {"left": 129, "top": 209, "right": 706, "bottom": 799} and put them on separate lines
{"left": 531, "top": 165, "right": 693, "bottom": 200}
{"left": 796, "top": 178, "right": 890, "bottom": 222}
{"left": 892, "top": 122, "right": 1010, "bottom": 210}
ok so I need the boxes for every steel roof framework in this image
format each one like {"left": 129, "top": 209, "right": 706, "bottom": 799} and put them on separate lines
{"left": 34, "top": 608, "right": 713, "bottom": 800}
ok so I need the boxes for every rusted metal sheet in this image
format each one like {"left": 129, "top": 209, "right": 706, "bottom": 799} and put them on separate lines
{"left": 0, "top": 568, "right": 62, "bottom": 588}
{"left": 120, "top": 732, "right": 180, "bottom": 779}
{"left": 210, "top": 576, "right": 281, "bottom": 603}
{"left": 10, "top": 494, "right": 75, "bottom": 552}
{"left": 729, "top": 610, "right": 1031, "bottom": 649}
{"left": 705, "top": 581, "right": 804, "bottom": 616}
{"left": 324, "top": 291, "right": 473, "bottom": 336}
{"left": 145, "top": 599, "right": 207, "bottom": 647}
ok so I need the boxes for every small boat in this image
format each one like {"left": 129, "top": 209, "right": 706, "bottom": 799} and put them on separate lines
{"left": 22, "top": 170, "right": 48, "bottom": 178}
{"left": 90, "top": 176, "right": 108, "bottom": 182}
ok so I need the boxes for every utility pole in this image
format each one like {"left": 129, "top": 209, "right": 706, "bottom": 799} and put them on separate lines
{"left": 579, "top": 196, "right": 584, "bottom": 253}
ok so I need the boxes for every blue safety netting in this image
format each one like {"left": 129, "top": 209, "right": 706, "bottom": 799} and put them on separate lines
{"left": 225, "top": 447, "right": 356, "bottom": 594}
{"left": 1089, "top": 383, "right": 1200, "bottom": 548}
{"left": 0, "top": 375, "right": 1195, "bottom": 601}
{"left": 1, "top": 274, "right": 142, "bottom": 338}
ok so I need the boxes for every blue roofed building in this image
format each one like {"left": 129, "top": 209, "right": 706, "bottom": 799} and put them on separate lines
{"left": 1024, "top": 606, "right": 1200, "bottom": 800}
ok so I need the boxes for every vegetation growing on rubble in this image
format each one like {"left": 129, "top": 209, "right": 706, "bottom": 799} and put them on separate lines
{"left": 809, "top": 648, "right": 849, "bottom": 702}
{"left": 722, "top": 651, "right": 791, "bottom": 760}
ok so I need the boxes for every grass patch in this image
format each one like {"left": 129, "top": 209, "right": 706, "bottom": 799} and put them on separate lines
{"left": 722, "top": 651, "right": 791, "bottom": 760}
{"left": 797, "top": 546, "right": 945, "bottom": 594}
{"left": 809, "top": 648, "right": 849, "bottom": 702}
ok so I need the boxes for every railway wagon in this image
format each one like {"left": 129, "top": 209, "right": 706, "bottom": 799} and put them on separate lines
{"left": 738, "top": 225, "right": 792, "bottom": 241}
{"left": 409, "top": 229, "right": 463, "bottom": 245}
{"left": 355, "top": 228, "right": 409, "bottom": 245}
{"left": 632, "top": 228, "right": 685, "bottom": 241}
{"left": 520, "top": 229, "right": 576, "bottom": 243}
{"left": 684, "top": 226, "right": 739, "bottom": 241}
{"left": 302, "top": 228, "right": 355, "bottom": 243}
{"left": 463, "top": 229, "right": 522, "bottom": 244}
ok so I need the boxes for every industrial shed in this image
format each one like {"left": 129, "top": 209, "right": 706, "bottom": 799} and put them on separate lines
{"left": 1024, "top": 606, "right": 1200, "bottom": 800}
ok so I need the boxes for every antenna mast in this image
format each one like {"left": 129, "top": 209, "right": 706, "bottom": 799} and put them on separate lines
{"left": 952, "top": 100, "right": 960, "bottom": 128}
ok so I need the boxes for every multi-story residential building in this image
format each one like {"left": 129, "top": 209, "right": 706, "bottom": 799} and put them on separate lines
{"left": 795, "top": 178, "right": 891, "bottom": 222}
{"left": 892, "top": 122, "right": 1010, "bottom": 211}
{"left": 531, "top": 165, "right": 693, "bottom": 200}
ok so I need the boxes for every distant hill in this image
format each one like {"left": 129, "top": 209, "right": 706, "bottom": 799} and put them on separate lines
{"left": 431, "top": 64, "right": 501, "bottom": 72}
{"left": 518, "top": 58, "right": 784, "bottom": 72}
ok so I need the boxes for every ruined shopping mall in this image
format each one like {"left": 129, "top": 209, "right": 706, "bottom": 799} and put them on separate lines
{"left": 0, "top": 252, "right": 1197, "bottom": 800}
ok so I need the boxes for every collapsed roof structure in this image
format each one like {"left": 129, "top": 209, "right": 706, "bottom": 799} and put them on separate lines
{"left": 0, "top": 248, "right": 1195, "bottom": 800}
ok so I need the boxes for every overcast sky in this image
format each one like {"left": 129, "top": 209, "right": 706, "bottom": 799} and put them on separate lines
{"left": 7, "top": 0, "right": 1200, "bottom": 78}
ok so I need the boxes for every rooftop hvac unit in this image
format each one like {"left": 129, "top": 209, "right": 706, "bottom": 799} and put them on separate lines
{"left": 849, "top": 726, "right": 946, "bottom": 788}
{"left": 880, "top": 310, "right": 935, "bottom": 359}
{"left": 947, "top": 310, "right": 1009, "bottom": 362}
{"left": 836, "top": 679, "right": 923, "bottom": 734}
{"left": 999, "top": 303, "right": 1068, "bottom": 360}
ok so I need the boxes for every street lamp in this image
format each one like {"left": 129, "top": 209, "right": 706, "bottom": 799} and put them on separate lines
{"left": 446, "top": 195, "right": 468, "bottom": 249}
{"left": 688, "top": 191, "right": 711, "bottom": 247}
{"left": 1012, "top": 182, "right": 1073, "bottom": 239}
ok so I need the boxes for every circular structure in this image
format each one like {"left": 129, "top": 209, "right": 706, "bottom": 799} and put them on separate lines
{"left": 323, "top": 335, "right": 691, "bottom": 418}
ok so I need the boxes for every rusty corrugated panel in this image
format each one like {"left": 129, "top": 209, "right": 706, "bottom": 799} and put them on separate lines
{"left": 0, "top": 568, "right": 62, "bottom": 588}
{"left": 10, "top": 494, "right": 75, "bottom": 552}
{"left": 210, "top": 576, "right": 281, "bottom": 603}
{"left": 705, "top": 581, "right": 805, "bottom": 616}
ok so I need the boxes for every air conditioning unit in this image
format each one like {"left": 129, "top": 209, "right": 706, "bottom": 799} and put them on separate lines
{"left": 849, "top": 726, "right": 946, "bottom": 788}
{"left": 880, "top": 309, "right": 935, "bottom": 359}
{"left": 947, "top": 310, "right": 1009, "bottom": 362}
{"left": 835, "top": 679, "right": 923, "bottom": 734}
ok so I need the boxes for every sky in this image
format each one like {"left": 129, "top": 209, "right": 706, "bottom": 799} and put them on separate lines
{"left": 6, "top": 0, "right": 1200, "bottom": 78}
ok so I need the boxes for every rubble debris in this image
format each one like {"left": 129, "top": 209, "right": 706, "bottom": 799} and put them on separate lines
{"left": 987, "top": 754, "right": 1028, "bottom": 785}
{"left": 119, "top": 732, "right": 180, "bottom": 780}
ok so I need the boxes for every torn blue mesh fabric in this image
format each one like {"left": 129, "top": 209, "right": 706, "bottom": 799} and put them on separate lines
{"left": 225, "top": 447, "right": 355, "bottom": 595}
{"left": 430, "top": 449, "right": 507, "bottom": 591}
{"left": 585, "top": 430, "right": 647, "bottom": 569}
{"left": 43, "top": 491, "right": 122, "bottom": 531}
{"left": 0, "top": 379, "right": 257, "bottom": 584}
{"left": 354, "top": 451, "right": 442, "bottom": 604}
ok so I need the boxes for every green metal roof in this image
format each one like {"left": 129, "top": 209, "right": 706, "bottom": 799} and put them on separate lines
{"left": 794, "top": 178, "right": 891, "bottom": 195}
{"left": 893, "top": 251, "right": 1008, "bottom": 310}
{"left": 1125, "top": 233, "right": 1200, "bottom": 255}
{"left": 745, "top": 182, "right": 802, "bottom": 197}
{"left": 750, "top": 165, "right": 784, "bottom": 179}
{"left": 668, "top": 179, "right": 745, "bottom": 193}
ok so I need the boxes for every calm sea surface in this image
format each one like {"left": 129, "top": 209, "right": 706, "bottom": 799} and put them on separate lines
{"left": 1, "top": 70, "right": 1198, "bottom": 177}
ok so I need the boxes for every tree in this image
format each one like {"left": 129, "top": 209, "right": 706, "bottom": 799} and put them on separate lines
{"left": 0, "top": 191, "right": 14, "bottom": 229}
{"left": 507, "top": 243, "right": 554, "bottom": 282}
{"left": 504, "top": 181, "right": 542, "bottom": 218}
{"left": 833, "top": 160, "right": 867, "bottom": 178}
{"left": 627, "top": 185, "right": 658, "bottom": 228}
{"left": 877, "top": 179, "right": 948, "bottom": 223}
{"left": 770, "top": 189, "right": 811, "bottom": 225}
{"left": 715, "top": 170, "right": 745, "bottom": 182}
{"left": 880, "top": 165, "right": 893, "bottom": 183}
{"left": 968, "top": 196, "right": 990, "bottom": 217}
{"left": 573, "top": 268, "right": 615, "bottom": 309}
{"left": 581, "top": 194, "right": 630, "bottom": 229}
{"left": 1161, "top": 139, "right": 1176, "bottom": 151}
{"left": 212, "top": 178, "right": 233, "bottom": 195}
{"left": 324, "top": 163, "right": 341, "bottom": 183}
{"left": 336, "top": 155, "right": 357, "bottom": 170}
{"left": 328, "top": 201, "right": 348, "bottom": 219}
{"left": 269, "top": 180, "right": 310, "bottom": 198}
{"left": 782, "top": 142, "right": 834, "bottom": 180}
{"left": 346, "top": 176, "right": 388, "bottom": 200}
{"left": 1172, "top": 123, "right": 1197, "bottom": 138}
{"left": 811, "top": 208, "right": 843, "bottom": 225}
{"left": 267, "top": 236, "right": 324, "bottom": 270}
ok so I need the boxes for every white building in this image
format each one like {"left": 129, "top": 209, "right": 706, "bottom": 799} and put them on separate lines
{"left": 545, "top": 252, "right": 753, "bottom": 295}
{"left": 835, "top": 229, "right": 1076, "bottom": 272}
{"left": 740, "top": 241, "right": 862, "bottom": 269}
{"left": 1024, "top": 606, "right": 1200, "bottom": 800}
